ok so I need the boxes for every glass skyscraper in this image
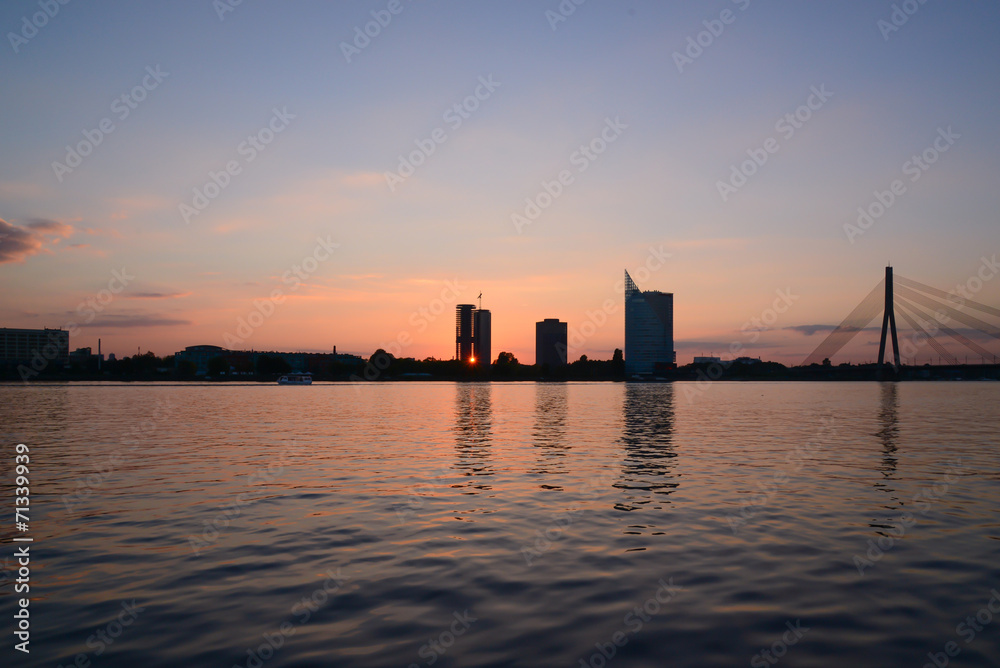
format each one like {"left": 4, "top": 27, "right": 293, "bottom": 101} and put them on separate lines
{"left": 624, "top": 270, "right": 675, "bottom": 375}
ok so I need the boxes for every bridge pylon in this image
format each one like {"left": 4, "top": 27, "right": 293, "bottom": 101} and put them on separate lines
{"left": 877, "top": 266, "right": 901, "bottom": 368}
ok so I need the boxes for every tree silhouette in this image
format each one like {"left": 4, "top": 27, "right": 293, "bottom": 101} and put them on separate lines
{"left": 495, "top": 351, "right": 518, "bottom": 366}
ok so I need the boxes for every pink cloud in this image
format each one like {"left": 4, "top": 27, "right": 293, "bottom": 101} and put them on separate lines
{"left": 0, "top": 218, "right": 74, "bottom": 263}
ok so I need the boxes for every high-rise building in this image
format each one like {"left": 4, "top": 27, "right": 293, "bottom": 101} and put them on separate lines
{"left": 474, "top": 309, "right": 491, "bottom": 366}
{"left": 624, "top": 270, "right": 675, "bottom": 375}
{"left": 536, "top": 319, "right": 568, "bottom": 367}
{"left": 456, "top": 304, "right": 491, "bottom": 366}
{"left": 455, "top": 304, "right": 476, "bottom": 362}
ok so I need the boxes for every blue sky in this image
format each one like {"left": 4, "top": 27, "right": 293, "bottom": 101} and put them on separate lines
{"left": 2, "top": 0, "right": 999, "bottom": 364}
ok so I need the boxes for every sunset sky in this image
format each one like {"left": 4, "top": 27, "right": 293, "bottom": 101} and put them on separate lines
{"left": 2, "top": 1, "right": 999, "bottom": 365}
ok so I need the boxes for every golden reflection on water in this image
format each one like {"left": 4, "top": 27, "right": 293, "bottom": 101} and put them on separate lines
{"left": 615, "top": 384, "right": 678, "bottom": 513}
{"left": 531, "top": 383, "right": 569, "bottom": 486}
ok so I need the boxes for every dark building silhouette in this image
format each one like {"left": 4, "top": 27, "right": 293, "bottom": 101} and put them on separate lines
{"left": 474, "top": 309, "right": 491, "bottom": 366}
{"left": 173, "top": 344, "right": 361, "bottom": 376}
{"left": 536, "top": 319, "right": 568, "bottom": 367}
{"left": 624, "top": 270, "right": 675, "bottom": 375}
{"left": 0, "top": 327, "right": 69, "bottom": 364}
{"left": 456, "top": 304, "right": 475, "bottom": 362}
{"left": 456, "top": 304, "right": 491, "bottom": 365}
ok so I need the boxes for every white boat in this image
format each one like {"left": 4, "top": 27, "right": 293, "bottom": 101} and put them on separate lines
{"left": 277, "top": 372, "right": 312, "bottom": 385}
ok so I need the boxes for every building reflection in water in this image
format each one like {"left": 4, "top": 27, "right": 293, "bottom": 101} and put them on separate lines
{"left": 453, "top": 383, "right": 495, "bottom": 493}
{"left": 529, "top": 383, "right": 570, "bottom": 488}
{"left": 615, "top": 384, "right": 678, "bottom": 522}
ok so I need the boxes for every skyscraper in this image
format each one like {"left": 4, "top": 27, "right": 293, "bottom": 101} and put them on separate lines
{"left": 456, "top": 304, "right": 475, "bottom": 362}
{"left": 536, "top": 319, "right": 568, "bottom": 367}
{"left": 456, "top": 304, "right": 491, "bottom": 365}
{"left": 624, "top": 270, "right": 674, "bottom": 375}
{"left": 474, "top": 309, "right": 491, "bottom": 366}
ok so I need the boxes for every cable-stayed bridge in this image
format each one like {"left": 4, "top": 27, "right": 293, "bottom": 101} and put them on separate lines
{"left": 802, "top": 267, "right": 1000, "bottom": 367}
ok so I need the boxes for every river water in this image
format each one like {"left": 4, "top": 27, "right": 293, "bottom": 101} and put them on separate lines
{"left": 1, "top": 381, "right": 998, "bottom": 667}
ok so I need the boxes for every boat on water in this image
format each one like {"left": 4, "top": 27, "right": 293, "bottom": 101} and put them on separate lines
{"left": 277, "top": 372, "right": 312, "bottom": 385}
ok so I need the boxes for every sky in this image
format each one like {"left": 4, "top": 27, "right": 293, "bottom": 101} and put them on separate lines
{"left": 1, "top": 0, "right": 999, "bottom": 365}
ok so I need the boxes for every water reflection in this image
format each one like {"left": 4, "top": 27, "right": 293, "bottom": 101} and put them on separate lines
{"left": 453, "top": 383, "right": 494, "bottom": 490}
{"left": 614, "top": 384, "right": 678, "bottom": 520}
{"left": 530, "top": 383, "right": 569, "bottom": 487}
{"left": 868, "top": 382, "right": 905, "bottom": 537}
{"left": 873, "top": 382, "right": 901, "bottom": 506}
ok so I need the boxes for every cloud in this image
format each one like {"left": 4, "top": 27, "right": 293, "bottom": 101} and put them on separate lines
{"left": 784, "top": 324, "right": 837, "bottom": 336}
{"left": 0, "top": 218, "right": 74, "bottom": 263}
{"left": 674, "top": 339, "right": 770, "bottom": 351}
{"left": 74, "top": 314, "right": 192, "bottom": 328}
{"left": 124, "top": 291, "right": 192, "bottom": 300}
{"left": 784, "top": 324, "right": 881, "bottom": 336}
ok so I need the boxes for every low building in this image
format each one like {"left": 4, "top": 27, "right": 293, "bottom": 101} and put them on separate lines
{"left": 69, "top": 347, "right": 104, "bottom": 370}
{"left": 174, "top": 345, "right": 227, "bottom": 375}
{"left": 693, "top": 356, "right": 722, "bottom": 364}
{"left": 174, "top": 345, "right": 363, "bottom": 376}
{"left": 0, "top": 327, "right": 69, "bottom": 365}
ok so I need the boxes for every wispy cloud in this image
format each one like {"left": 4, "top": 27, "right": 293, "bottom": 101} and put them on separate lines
{"left": 74, "top": 313, "right": 192, "bottom": 328}
{"left": 124, "top": 291, "right": 192, "bottom": 300}
{"left": 784, "top": 325, "right": 879, "bottom": 336}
